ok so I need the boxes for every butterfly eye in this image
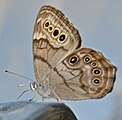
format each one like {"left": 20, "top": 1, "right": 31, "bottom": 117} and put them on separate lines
{"left": 69, "top": 55, "right": 79, "bottom": 65}
{"left": 52, "top": 28, "right": 60, "bottom": 38}
{"left": 91, "top": 61, "right": 98, "bottom": 67}
{"left": 48, "top": 25, "right": 54, "bottom": 32}
{"left": 44, "top": 19, "right": 50, "bottom": 29}
{"left": 92, "top": 68, "right": 102, "bottom": 76}
{"left": 84, "top": 55, "right": 91, "bottom": 63}
{"left": 58, "top": 33, "right": 67, "bottom": 43}
{"left": 92, "top": 78, "right": 101, "bottom": 86}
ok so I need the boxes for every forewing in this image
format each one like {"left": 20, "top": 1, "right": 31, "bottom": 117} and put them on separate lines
{"left": 32, "top": 6, "right": 82, "bottom": 83}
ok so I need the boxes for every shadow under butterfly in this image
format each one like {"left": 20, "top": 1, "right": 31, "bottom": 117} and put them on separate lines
{"left": 17, "top": 5, "right": 117, "bottom": 101}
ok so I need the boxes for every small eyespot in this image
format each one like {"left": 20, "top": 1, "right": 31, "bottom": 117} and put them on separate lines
{"left": 91, "top": 61, "right": 98, "bottom": 67}
{"left": 83, "top": 55, "right": 91, "bottom": 63}
{"left": 52, "top": 28, "right": 60, "bottom": 38}
{"left": 48, "top": 25, "right": 54, "bottom": 32}
{"left": 58, "top": 33, "right": 67, "bottom": 43}
{"left": 44, "top": 19, "right": 50, "bottom": 29}
{"left": 69, "top": 55, "right": 79, "bottom": 65}
{"left": 92, "top": 78, "right": 101, "bottom": 86}
{"left": 92, "top": 68, "right": 102, "bottom": 76}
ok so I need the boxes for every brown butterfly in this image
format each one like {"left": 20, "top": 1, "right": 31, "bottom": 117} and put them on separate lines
{"left": 27, "top": 5, "right": 117, "bottom": 101}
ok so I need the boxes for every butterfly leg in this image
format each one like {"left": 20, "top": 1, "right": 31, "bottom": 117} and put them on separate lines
{"left": 52, "top": 91, "right": 62, "bottom": 102}
{"left": 42, "top": 96, "right": 46, "bottom": 101}
{"left": 17, "top": 89, "right": 30, "bottom": 100}
{"left": 29, "top": 91, "right": 36, "bottom": 101}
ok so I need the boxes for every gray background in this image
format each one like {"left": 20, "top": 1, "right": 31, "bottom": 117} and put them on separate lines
{"left": 0, "top": 0, "right": 122, "bottom": 120}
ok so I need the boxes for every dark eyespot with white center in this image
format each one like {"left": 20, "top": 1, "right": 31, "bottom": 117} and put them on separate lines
{"left": 44, "top": 19, "right": 50, "bottom": 29}
{"left": 58, "top": 33, "right": 67, "bottom": 43}
{"left": 92, "top": 68, "right": 102, "bottom": 76}
{"left": 52, "top": 28, "right": 60, "bottom": 38}
{"left": 83, "top": 55, "right": 91, "bottom": 63}
{"left": 91, "top": 61, "right": 98, "bottom": 67}
{"left": 92, "top": 78, "right": 101, "bottom": 86}
{"left": 48, "top": 25, "right": 54, "bottom": 32}
{"left": 69, "top": 55, "right": 79, "bottom": 65}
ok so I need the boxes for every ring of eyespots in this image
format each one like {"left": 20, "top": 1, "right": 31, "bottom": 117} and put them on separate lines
{"left": 92, "top": 68, "right": 102, "bottom": 76}
{"left": 91, "top": 61, "right": 98, "bottom": 67}
{"left": 83, "top": 55, "right": 91, "bottom": 63}
{"left": 92, "top": 78, "right": 101, "bottom": 86}
{"left": 69, "top": 55, "right": 79, "bottom": 65}
{"left": 43, "top": 19, "right": 67, "bottom": 43}
{"left": 58, "top": 33, "right": 67, "bottom": 43}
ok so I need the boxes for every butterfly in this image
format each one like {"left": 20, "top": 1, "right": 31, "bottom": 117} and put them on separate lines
{"left": 25, "top": 5, "right": 117, "bottom": 101}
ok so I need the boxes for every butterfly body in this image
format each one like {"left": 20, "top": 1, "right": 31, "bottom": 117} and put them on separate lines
{"left": 31, "top": 5, "right": 117, "bottom": 101}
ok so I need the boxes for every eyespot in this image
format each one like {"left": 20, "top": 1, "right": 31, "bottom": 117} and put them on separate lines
{"left": 48, "top": 25, "right": 54, "bottom": 32}
{"left": 52, "top": 28, "right": 60, "bottom": 38}
{"left": 92, "top": 68, "right": 102, "bottom": 76}
{"left": 83, "top": 55, "right": 91, "bottom": 63}
{"left": 44, "top": 19, "right": 50, "bottom": 29}
{"left": 69, "top": 55, "right": 79, "bottom": 65}
{"left": 92, "top": 78, "right": 101, "bottom": 86}
{"left": 91, "top": 61, "right": 98, "bottom": 67}
{"left": 58, "top": 33, "right": 67, "bottom": 43}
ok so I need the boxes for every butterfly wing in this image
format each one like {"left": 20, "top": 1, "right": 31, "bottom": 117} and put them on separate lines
{"left": 32, "top": 6, "right": 82, "bottom": 83}
{"left": 47, "top": 48, "right": 117, "bottom": 100}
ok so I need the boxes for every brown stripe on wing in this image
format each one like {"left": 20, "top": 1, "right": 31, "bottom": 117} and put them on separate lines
{"left": 33, "top": 38, "right": 68, "bottom": 51}
{"left": 33, "top": 38, "right": 69, "bottom": 68}
{"left": 33, "top": 38, "right": 70, "bottom": 81}
{"left": 34, "top": 54, "right": 52, "bottom": 69}
{"left": 53, "top": 67, "right": 75, "bottom": 91}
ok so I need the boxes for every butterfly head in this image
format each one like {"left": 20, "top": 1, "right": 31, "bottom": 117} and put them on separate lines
{"left": 30, "top": 82, "right": 38, "bottom": 91}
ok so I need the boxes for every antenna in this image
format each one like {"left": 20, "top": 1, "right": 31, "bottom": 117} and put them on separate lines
{"left": 4, "top": 70, "right": 34, "bottom": 82}
{"left": 3, "top": 69, "right": 37, "bottom": 100}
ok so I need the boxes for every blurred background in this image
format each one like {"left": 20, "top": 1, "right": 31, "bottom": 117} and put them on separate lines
{"left": 0, "top": 0, "right": 122, "bottom": 120}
